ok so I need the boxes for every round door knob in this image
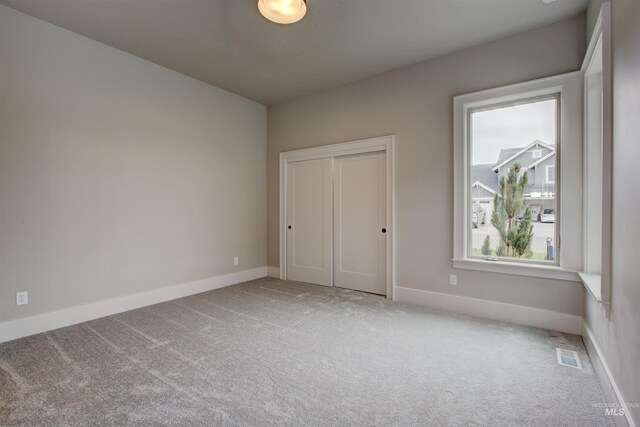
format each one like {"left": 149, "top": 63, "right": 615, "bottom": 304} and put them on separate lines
{"left": 288, "top": 225, "right": 292, "bottom": 230}
{"left": 381, "top": 228, "right": 386, "bottom": 233}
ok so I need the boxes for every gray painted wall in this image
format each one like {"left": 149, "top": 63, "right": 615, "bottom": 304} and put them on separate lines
{"left": 584, "top": 0, "right": 640, "bottom": 422}
{"left": 0, "top": 5, "right": 267, "bottom": 322}
{"left": 268, "top": 16, "right": 587, "bottom": 316}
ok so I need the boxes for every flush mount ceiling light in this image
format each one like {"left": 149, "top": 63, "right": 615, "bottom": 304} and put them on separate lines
{"left": 258, "top": 0, "right": 307, "bottom": 24}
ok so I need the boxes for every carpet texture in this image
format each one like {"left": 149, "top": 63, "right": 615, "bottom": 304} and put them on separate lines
{"left": 0, "top": 278, "right": 613, "bottom": 426}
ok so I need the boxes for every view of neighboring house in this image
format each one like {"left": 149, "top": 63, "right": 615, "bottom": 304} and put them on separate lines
{"left": 471, "top": 140, "right": 556, "bottom": 221}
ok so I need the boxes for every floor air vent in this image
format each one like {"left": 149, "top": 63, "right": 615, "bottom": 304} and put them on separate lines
{"left": 556, "top": 348, "right": 582, "bottom": 369}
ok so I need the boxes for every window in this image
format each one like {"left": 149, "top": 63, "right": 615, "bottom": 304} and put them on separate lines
{"left": 469, "top": 97, "right": 558, "bottom": 263}
{"left": 579, "top": 1, "right": 612, "bottom": 307}
{"left": 546, "top": 165, "right": 556, "bottom": 184}
{"left": 453, "top": 72, "right": 583, "bottom": 281}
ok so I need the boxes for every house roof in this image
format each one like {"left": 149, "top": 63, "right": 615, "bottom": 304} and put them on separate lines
{"left": 495, "top": 147, "right": 522, "bottom": 165}
{"left": 471, "top": 181, "right": 497, "bottom": 195}
{"left": 471, "top": 163, "right": 499, "bottom": 192}
{"left": 528, "top": 151, "right": 555, "bottom": 169}
{"left": 492, "top": 140, "right": 555, "bottom": 172}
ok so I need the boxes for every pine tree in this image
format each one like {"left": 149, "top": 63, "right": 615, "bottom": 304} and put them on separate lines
{"left": 491, "top": 163, "right": 534, "bottom": 258}
{"left": 510, "top": 207, "right": 534, "bottom": 257}
{"left": 481, "top": 235, "right": 492, "bottom": 256}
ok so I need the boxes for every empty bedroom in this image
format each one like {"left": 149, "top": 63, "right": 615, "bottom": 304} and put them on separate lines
{"left": 0, "top": 0, "right": 638, "bottom": 425}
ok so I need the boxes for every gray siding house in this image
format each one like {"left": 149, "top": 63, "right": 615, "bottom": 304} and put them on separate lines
{"left": 472, "top": 140, "right": 556, "bottom": 220}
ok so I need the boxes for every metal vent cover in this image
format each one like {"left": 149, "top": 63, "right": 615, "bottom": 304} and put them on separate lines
{"left": 556, "top": 348, "right": 582, "bottom": 369}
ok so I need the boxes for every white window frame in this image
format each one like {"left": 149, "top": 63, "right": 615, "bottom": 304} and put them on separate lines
{"left": 468, "top": 94, "right": 560, "bottom": 265}
{"left": 532, "top": 149, "right": 543, "bottom": 159}
{"left": 545, "top": 165, "right": 556, "bottom": 184}
{"left": 579, "top": 1, "right": 612, "bottom": 313}
{"left": 453, "top": 72, "right": 583, "bottom": 282}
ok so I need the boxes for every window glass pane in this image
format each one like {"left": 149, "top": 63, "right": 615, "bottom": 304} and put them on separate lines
{"left": 470, "top": 98, "right": 557, "bottom": 262}
{"left": 546, "top": 165, "right": 556, "bottom": 183}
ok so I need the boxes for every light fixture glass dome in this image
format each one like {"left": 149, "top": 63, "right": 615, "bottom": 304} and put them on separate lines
{"left": 258, "top": 0, "right": 307, "bottom": 24}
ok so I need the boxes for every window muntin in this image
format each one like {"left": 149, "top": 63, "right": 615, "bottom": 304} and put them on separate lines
{"left": 468, "top": 96, "right": 559, "bottom": 264}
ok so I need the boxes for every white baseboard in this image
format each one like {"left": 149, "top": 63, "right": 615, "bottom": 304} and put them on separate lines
{"left": 267, "top": 266, "right": 280, "bottom": 278}
{"left": 0, "top": 266, "right": 267, "bottom": 344}
{"left": 394, "top": 286, "right": 582, "bottom": 335}
{"left": 583, "top": 323, "right": 636, "bottom": 427}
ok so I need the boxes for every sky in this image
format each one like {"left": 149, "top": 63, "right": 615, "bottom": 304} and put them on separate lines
{"left": 471, "top": 99, "right": 556, "bottom": 165}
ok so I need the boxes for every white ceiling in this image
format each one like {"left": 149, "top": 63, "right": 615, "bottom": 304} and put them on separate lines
{"left": 0, "top": 0, "right": 588, "bottom": 105}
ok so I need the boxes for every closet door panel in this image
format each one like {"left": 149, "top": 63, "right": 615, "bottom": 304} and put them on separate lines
{"left": 333, "top": 152, "right": 386, "bottom": 295}
{"left": 286, "top": 158, "right": 333, "bottom": 286}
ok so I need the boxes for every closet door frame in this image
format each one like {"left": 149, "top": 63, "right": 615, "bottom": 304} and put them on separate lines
{"left": 279, "top": 135, "right": 395, "bottom": 299}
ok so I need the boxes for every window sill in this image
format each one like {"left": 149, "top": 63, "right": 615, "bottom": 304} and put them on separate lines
{"left": 452, "top": 258, "right": 580, "bottom": 282}
{"left": 578, "top": 272, "right": 604, "bottom": 302}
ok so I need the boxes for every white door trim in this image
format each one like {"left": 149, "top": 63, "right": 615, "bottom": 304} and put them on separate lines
{"left": 279, "top": 135, "right": 395, "bottom": 299}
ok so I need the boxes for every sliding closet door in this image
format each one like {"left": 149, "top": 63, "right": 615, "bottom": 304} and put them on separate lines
{"left": 286, "top": 158, "right": 333, "bottom": 286}
{"left": 333, "top": 152, "right": 386, "bottom": 295}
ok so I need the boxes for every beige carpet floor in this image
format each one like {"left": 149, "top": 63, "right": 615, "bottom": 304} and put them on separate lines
{"left": 0, "top": 278, "right": 613, "bottom": 426}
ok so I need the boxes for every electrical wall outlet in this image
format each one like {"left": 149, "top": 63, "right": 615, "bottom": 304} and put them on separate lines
{"left": 449, "top": 274, "right": 457, "bottom": 286}
{"left": 233, "top": 257, "right": 239, "bottom": 266}
{"left": 16, "top": 291, "right": 28, "bottom": 306}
